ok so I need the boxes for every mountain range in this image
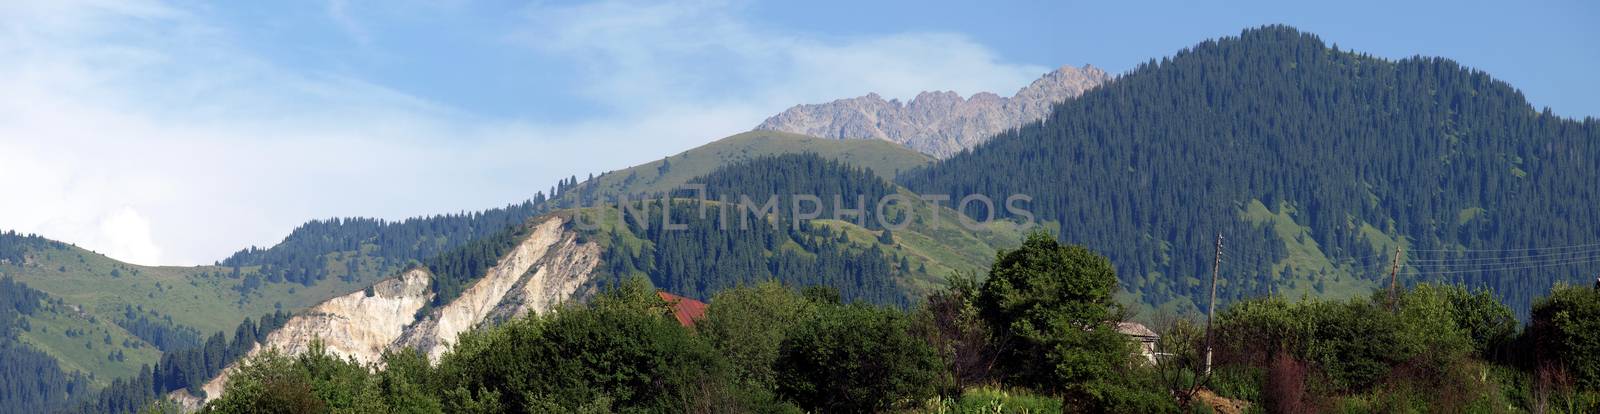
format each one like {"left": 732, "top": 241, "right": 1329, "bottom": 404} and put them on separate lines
{"left": 755, "top": 64, "right": 1111, "bottom": 157}
{"left": 4, "top": 25, "right": 1599, "bottom": 412}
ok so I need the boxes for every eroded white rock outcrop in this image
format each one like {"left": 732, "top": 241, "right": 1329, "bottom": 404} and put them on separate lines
{"left": 178, "top": 215, "right": 600, "bottom": 406}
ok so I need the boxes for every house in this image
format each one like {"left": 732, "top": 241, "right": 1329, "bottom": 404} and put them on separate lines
{"left": 657, "top": 291, "right": 708, "bottom": 328}
{"left": 1116, "top": 322, "right": 1160, "bottom": 364}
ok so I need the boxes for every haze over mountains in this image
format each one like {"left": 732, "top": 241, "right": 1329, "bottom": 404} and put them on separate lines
{"left": 756, "top": 64, "right": 1112, "bottom": 157}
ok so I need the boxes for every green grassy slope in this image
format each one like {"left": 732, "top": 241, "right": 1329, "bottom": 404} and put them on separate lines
{"left": 0, "top": 243, "right": 376, "bottom": 385}
{"left": 568, "top": 190, "right": 1031, "bottom": 301}
{"left": 12, "top": 298, "right": 161, "bottom": 384}
{"left": 1238, "top": 200, "right": 1378, "bottom": 301}
{"left": 570, "top": 131, "right": 934, "bottom": 201}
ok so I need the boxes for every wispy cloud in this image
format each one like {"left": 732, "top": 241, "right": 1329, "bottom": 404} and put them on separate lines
{"left": 514, "top": 0, "right": 1049, "bottom": 111}
{"left": 0, "top": 0, "right": 1049, "bottom": 265}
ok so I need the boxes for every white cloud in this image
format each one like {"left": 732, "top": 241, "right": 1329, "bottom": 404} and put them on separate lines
{"left": 98, "top": 207, "right": 162, "bottom": 265}
{"left": 0, "top": 0, "right": 1049, "bottom": 266}
{"left": 514, "top": 0, "right": 1050, "bottom": 111}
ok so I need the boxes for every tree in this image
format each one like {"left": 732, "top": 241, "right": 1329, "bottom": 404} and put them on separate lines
{"left": 977, "top": 231, "right": 1135, "bottom": 409}
{"left": 699, "top": 282, "right": 815, "bottom": 389}
{"left": 435, "top": 278, "right": 746, "bottom": 412}
{"left": 1530, "top": 284, "right": 1600, "bottom": 389}
{"left": 774, "top": 302, "right": 943, "bottom": 412}
{"left": 202, "top": 349, "right": 329, "bottom": 414}
{"left": 1439, "top": 285, "right": 1517, "bottom": 360}
{"left": 916, "top": 272, "right": 999, "bottom": 390}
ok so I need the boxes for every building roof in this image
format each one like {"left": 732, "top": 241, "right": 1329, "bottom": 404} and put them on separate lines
{"left": 657, "top": 291, "right": 708, "bottom": 327}
{"left": 1116, "top": 322, "right": 1159, "bottom": 340}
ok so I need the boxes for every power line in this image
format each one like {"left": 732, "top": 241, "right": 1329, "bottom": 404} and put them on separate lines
{"left": 1399, "top": 256, "right": 1600, "bottom": 276}
{"left": 1404, "top": 246, "right": 1600, "bottom": 263}
{"left": 1404, "top": 241, "right": 1600, "bottom": 253}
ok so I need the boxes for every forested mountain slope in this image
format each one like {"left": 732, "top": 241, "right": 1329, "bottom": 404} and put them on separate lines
{"left": 560, "top": 130, "right": 934, "bottom": 206}
{"left": 0, "top": 233, "right": 330, "bottom": 388}
{"left": 218, "top": 201, "right": 550, "bottom": 289}
{"left": 215, "top": 131, "right": 929, "bottom": 298}
{"left": 585, "top": 151, "right": 1033, "bottom": 303}
{"left": 900, "top": 25, "right": 1600, "bottom": 315}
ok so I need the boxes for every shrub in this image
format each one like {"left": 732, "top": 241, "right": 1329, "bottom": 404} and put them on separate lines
{"left": 774, "top": 302, "right": 944, "bottom": 412}
{"left": 1529, "top": 284, "right": 1600, "bottom": 389}
{"left": 698, "top": 281, "right": 815, "bottom": 389}
{"left": 434, "top": 278, "right": 740, "bottom": 412}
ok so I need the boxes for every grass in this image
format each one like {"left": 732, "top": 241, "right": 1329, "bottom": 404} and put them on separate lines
{"left": 0, "top": 243, "right": 399, "bottom": 385}
{"left": 15, "top": 301, "right": 163, "bottom": 384}
{"left": 563, "top": 130, "right": 935, "bottom": 203}
{"left": 920, "top": 386, "right": 1063, "bottom": 413}
{"left": 1238, "top": 199, "right": 1377, "bottom": 302}
{"left": 1456, "top": 207, "right": 1486, "bottom": 226}
{"left": 568, "top": 189, "right": 1031, "bottom": 301}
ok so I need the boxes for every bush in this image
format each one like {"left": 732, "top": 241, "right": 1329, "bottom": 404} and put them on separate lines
{"left": 1441, "top": 285, "right": 1517, "bottom": 360}
{"left": 1530, "top": 284, "right": 1600, "bottom": 389}
{"left": 435, "top": 278, "right": 742, "bottom": 412}
{"left": 916, "top": 272, "right": 999, "bottom": 391}
{"left": 698, "top": 281, "right": 815, "bottom": 389}
{"left": 774, "top": 302, "right": 944, "bottom": 412}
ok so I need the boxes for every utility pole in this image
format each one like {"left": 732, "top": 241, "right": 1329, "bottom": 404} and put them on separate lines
{"left": 1387, "top": 246, "right": 1403, "bottom": 309}
{"left": 1205, "top": 233, "right": 1222, "bottom": 376}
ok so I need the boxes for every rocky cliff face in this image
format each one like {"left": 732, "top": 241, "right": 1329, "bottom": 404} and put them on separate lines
{"left": 178, "top": 215, "right": 600, "bottom": 405}
{"left": 257, "top": 268, "right": 435, "bottom": 366}
{"left": 755, "top": 64, "right": 1111, "bottom": 157}
{"left": 395, "top": 217, "right": 601, "bottom": 362}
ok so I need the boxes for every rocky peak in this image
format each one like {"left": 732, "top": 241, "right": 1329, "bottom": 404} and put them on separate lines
{"left": 755, "top": 64, "right": 1112, "bottom": 157}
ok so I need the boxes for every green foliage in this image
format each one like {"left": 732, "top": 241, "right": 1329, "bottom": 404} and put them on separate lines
{"left": 900, "top": 24, "right": 1600, "bottom": 315}
{"left": 593, "top": 198, "right": 905, "bottom": 305}
{"left": 978, "top": 232, "right": 1131, "bottom": 403}
{"left": 946, "top": 386, "right": 1064, "bottom": 414}
{"left": 1211, "top": 282, "right": 1551, "bottom": 412}
{"left": 0, "top": 276, "right": 93, "bottom": 413}
{"left": 568, "top": 130, "right": 933, "bottom": 205}
{"left": 421, "top": 221, "right": 534, "bottom": 313}
{"left": 699, "top": 281, "right": 816, "bottom": 389}
{"left": 436, "top": 278, "right": 745, "bottom": 412}
{"left": 692, "top": 152, "right": 900, "bottom": 229}
{"left": 774, "top": 301, "right": 944, "bottom": 412}
{"left": 917, "top": 272, "right": 999, "bottom": 389}
{"left": 1530, "top": 284, "right": 1600, "bottom": 389}
{"left": 219, "top": 201, "right": 548, "bottom": 288}
{"left": 1441, "top": 285, "right": 1518, "bottom": 360}
{"left": 202, "top": 342, "right": 394, "bottom": 414}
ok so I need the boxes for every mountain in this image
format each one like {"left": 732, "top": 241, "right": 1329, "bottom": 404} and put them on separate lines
{"left": 899, "top": 25, "right": 1600, "bottom": 316}
{"left": 562, "top": 130, "right": 935, "bottom": 204}
{"left": 17, "top": 24, "right": 1600, "bottom": 412}
{"left": 0, "top": 233, "right": 340, "bottom": 380}
{"left": 755, "top": 64, "right": 1111, "bottom": 157}
{"left": 2, "top": 131, "right": 1014, "bottom": 412}
{"left": 0, "top": 130, "right": 949, "bottom": 410}
{"left": 167, "top": 214, "right": 601, "bottom": 407}
{"left": 153, "top": 138, "right": 1038, "bottom": 409}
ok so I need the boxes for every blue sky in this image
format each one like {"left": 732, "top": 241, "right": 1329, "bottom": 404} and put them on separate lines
{"left": 1, "top": 0, "right": 1595, "bottom": 265}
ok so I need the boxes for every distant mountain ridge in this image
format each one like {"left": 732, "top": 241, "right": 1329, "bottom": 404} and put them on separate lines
{"left": 755, "top": 64, "right": 1111, "bottom": 157}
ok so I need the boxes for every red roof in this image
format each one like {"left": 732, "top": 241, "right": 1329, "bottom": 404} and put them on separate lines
{"left": 657, "top": 291, "right": 708, "bottom": 327}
